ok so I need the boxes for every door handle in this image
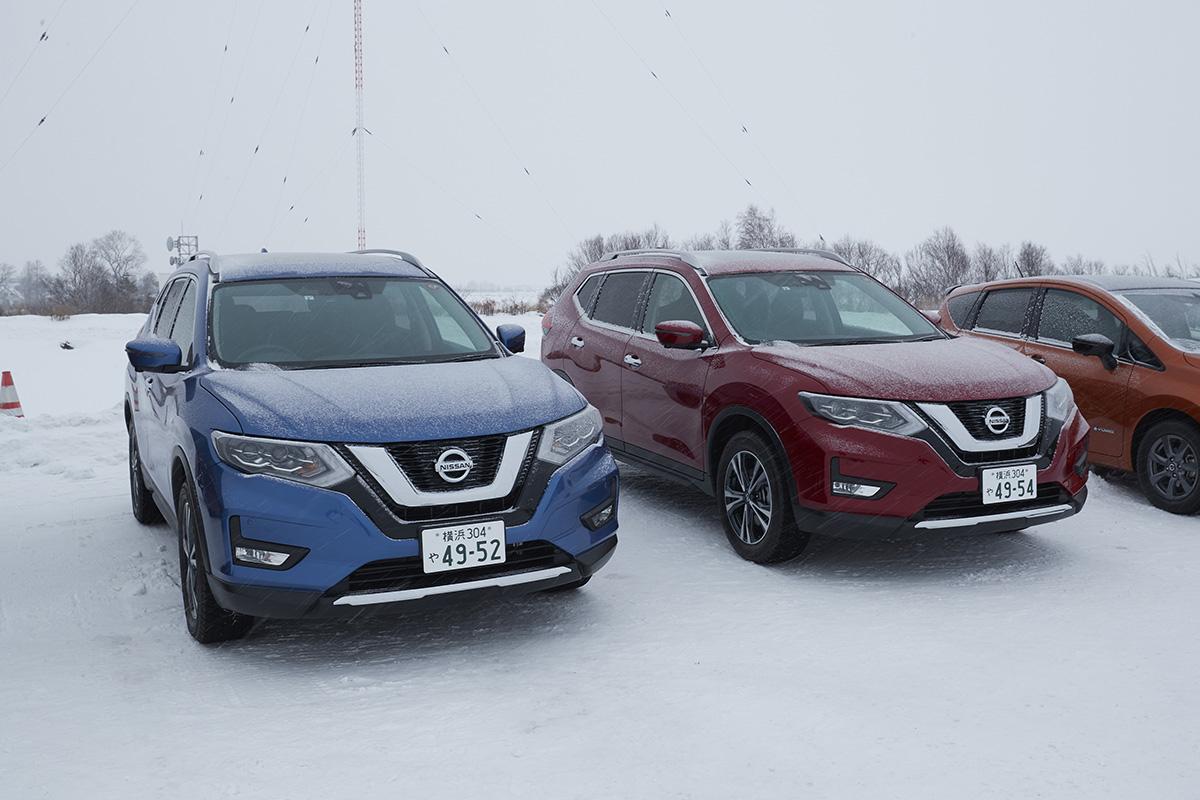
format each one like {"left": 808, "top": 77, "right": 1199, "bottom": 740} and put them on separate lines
{"left": 623, "top": 354, "right": 642, "bottom": 369}
{"left": 570, "top": 336, "right": 585, "bottom": 349}
{"left": 1029, "top": 354, "right": 1046, "bottom": 364}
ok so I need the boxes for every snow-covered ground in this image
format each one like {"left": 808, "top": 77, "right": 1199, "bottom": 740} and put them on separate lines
{"left": 1, "top": 313, "right": 1198, "bottom": 799}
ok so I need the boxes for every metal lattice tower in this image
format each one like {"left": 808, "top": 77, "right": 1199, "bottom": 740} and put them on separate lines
{"left": 353, "top": 0, "right": 366, "bottom": 249}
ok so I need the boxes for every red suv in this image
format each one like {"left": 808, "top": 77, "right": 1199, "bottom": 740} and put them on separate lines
{"left": 542, "top": 249, "right": 1090, "bottom": 562}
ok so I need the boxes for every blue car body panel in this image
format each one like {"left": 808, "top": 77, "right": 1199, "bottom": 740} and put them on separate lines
{"left": 124, "top": 253, "right": 619, "bottom": 619}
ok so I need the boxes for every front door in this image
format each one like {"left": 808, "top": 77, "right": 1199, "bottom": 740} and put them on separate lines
{"left": 620, "top": 272, "right": 715, "bottom": 478}
{"left": 1025, "top": 288, "right": 1132, "bottom": 458}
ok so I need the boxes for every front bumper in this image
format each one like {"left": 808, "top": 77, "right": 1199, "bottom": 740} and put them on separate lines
{"left": 193, "top": 441, "right": 620, "bottom": 618}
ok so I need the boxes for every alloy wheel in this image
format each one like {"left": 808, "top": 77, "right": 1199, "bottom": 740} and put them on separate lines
{"left": 1148, "top": 434, "right": 1199, "bottom": 501}
{"left": 724, "top": 450, "right": 772, "bottom": 545}
{"left": 180, "top": 499, "right": 200, "bottom": 622}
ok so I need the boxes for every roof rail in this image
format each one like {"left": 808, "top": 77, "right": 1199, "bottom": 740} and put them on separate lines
{"left": 351, "top": 248, "right": 434, "bottom": 277}
{"left": 600, "top": 248, "right": 706, "bottom": 275}
{"left": 750, "top": 247, "right": 857, "bottom": 269}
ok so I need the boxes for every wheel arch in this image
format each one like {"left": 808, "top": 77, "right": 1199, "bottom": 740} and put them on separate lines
{"left": 1131, "top": 407, "right": 1200, "bottom": 464}
{"left": 706, "top": 405, "right": 796, "bottom": 499}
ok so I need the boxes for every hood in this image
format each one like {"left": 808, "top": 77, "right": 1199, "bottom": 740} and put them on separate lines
{"left": 201, "top": 355, "right": 585, "bottom": 443}
{"left": 753, "top": 337, "right": 1056, "bottom": 402}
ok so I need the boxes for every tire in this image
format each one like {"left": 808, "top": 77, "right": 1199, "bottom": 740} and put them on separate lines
{"left": 1136, "top": 420, "right": 1200, "bottom": 515}
{"left": 176, "top": 480, "right": 254, "bottom": 643}
{"left": 544, "top": 574, "right": 591, "bottom": 593}
{"left": 128, "top": 425, "right": 163, "bottom": 524}
{"left": 716, "top": 431, "right": 810, "bottom": 563}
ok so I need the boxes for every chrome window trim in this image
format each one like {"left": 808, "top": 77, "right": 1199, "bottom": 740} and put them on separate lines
{"left": 347, "top": 431, "right": 535, "bottom": 507}
{"left": 576, "top": 267, "right": 652, "bottom": 335}
{"left": 633, "top": 268, "right": 714, "bottom": 343}
{"left": 916, "top": 395, "right": 1042, "bottom": 452}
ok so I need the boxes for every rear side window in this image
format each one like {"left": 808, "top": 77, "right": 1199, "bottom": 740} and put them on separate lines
{"left": 974, "top": 288, "right": 1034, "bottom": 336}
{"left": 1036, "top": 289, "right": 1123, "bottom": 346}
{"left": 590, "top": 271, "right": 648, "bottom": 329}
{"left": 575, "top": 274, "right": 603, "bottom": 313}
{"left": 946, "top": 291, "right": 981, "bottom": 327}
{"left": 168, "top": 280, "right": 198, "bottom": 362}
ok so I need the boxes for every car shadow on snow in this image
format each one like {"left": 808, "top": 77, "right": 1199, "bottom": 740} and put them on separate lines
{"left": 619, "top": 464, "right": 1071, "bottom": 587}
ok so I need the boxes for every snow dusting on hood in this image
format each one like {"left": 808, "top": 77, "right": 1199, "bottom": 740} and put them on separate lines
{"left": 201, "top": 355, "right": 584, "bottom": 443}
{"left": 753, "top": 336, "right": 1056, "bottom": 402}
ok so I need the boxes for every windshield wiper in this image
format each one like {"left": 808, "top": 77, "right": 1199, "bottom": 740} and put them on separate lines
{"left": 440, "top": 352, "right": 499, "bottom": 362}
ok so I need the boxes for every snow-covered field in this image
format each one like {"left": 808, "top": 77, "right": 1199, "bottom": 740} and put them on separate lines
{"left": 1, "top": 313, "right": 1198, "bottom": 798}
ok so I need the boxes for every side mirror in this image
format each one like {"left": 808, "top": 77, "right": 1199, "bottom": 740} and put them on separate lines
{"left": 496, "top": 324, "right": 525, "bottom": 354}
{"left": 1072, "top": 333, "right": 1117, "bottom": 370}
{"left": 126, "top": 338, "right": 183, "bottom": 373}
{"left": 654, "top": 320, "right": 707, "bottom": 350}
{"left": 922, "top": 309, "right": 942, "bottom": 326}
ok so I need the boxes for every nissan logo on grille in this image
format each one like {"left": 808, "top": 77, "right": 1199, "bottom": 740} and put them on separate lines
{"left": 434, "top": 448, "right": 474, "bottom": 483}
{"left": 984, "top": 406, "right": 1012, "bottom": 435}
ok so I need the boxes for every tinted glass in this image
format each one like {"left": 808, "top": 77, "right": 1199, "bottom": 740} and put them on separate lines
{"left": 168, "top": 280, "right": 197, "bottom": 362}
{"left": 974, "top": 288, "right": 1034, "bottom": 335}
{"left": 1037, "top": 289, "right": 1123, "bottom": 345}
{"left": 153, "top": 279, "right": 186, "bottom": 337}
{"left": 642, "top": 274, "right": 706, "bottom": 333}
{"left": 1117, "top": 288, "right": 1200, "bottom": 353}
{"left": 576, "top": 274, "right": 603, "bottom": 313}
{"left": 211, "top": 277, "right": 497, "bottom": 368}
{"left": 591, "top": 271, "right": 647, "bottom": 329}
{"left": 1125, "top": 331, "right": 1162, "bottom": 368}
{"left": 947, "top": 291, "right": 980, "bottom": 327}
{"left": 708, "top": 271, "right": 940, "bottom": 345}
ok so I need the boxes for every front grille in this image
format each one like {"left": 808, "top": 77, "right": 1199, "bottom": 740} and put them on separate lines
{"left": 918, "top": 483, "right": 1071, "bottom": 521}
{"left": 946, "top": 397, "right": 1028, "bottom": 441}
{"left": 387, "top": 435, "right": 508, "bottom": 492}
{"left": 338, "top": 540, "right": 570, "bottom": 596}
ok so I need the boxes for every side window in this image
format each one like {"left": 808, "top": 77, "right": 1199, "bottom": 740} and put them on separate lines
{"left": 973, "top": 288, "right": 1034, "bottom": 336}
{"left": 590, "top": 271, "right": 648, "bottom": 330}
{"left": 1124, "top": 331, "right": 1162, "bottom": 369}
{"left": 575, "top": 274, "right": 603, "bottom": 314}
{"left": 947, "top": 291, "right": 981, "bottom": 327}
{"left": 1036, "top": 289, "right": 1123, "bottom": 346}
{"left": 641, "top": 273, "right": 707, "bottom": 334}
{"left": 167, "top": 280, "right": 198, "bottom": 362}
{"left": 153, "top": 279, "right": 186, "bottom": 338}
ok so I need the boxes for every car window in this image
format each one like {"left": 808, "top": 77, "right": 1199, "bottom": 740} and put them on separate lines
{"left": 575, "top": 274, "right": 603, "bottom": 314}
{"left": 590, "top": 271, "right": 648, "bottom": 330}
{"left": 641, "top": 273, "right": 707, "bottom": 334}
{"left": 946, "top": 291, "right": 981, "bottom": 327}
{"left": 168, "top": 280, "right": 197, "bottom": 363}
{"left": 153, "top": 279, "right": 186, "bottom": 338}
{"left": 1036, "top": 289, "right": 1123, "bottom": 346}
{"left": 1125, "top": 331, "right": 1162, "bottom": 368}
{"left": 1116, "top": 288, "right": 1200, "bottom": 354}
{"left": 973, "top": 288, "right": 1034, "bottom": 336}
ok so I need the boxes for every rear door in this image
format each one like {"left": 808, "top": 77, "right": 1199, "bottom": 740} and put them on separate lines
{"left": 563, "top": 270, "right": 650, "bottom": 442}
{"left": 1026, "top": 288, "right": 1132, "bottom": 458}
{"left": 620, "top": 271, "right": 715, "bottom": 477}
{"left": 967, "top": 286, "right": 1037, "bottom": 353}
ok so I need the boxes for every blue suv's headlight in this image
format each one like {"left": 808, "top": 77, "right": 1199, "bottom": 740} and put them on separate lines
{"left": 537, "top": 405, "right": 603, "bottom": 465}
{"left": 212, "top": 431, "right": 355, "bottom": 488}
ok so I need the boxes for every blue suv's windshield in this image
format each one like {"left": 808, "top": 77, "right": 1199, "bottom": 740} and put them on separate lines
{"left": 210, "top": 277, "right": 499, "bottom": 368}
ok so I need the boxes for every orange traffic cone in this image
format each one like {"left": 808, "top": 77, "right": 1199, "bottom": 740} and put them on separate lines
{"left": 1, "top": 371, "right": 24, "bottom": 417}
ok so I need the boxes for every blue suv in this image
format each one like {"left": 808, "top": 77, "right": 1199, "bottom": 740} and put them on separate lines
{"left": 124, "top": 251, "right": 619, "bottom": 643}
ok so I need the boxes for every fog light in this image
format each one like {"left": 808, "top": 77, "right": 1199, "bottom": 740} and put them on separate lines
{"left": 582, "top": 500, "right": 616, "bottom": 531}
{"left": 235, "top": 546, "right": 291, "bottom": 567}
{"left": 832, "top": 480, "right": 883, "bottom": 498}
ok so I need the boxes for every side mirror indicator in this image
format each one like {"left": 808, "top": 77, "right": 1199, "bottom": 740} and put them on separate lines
{"left": 654, "top": 320, "right": 707, "bottom": 350}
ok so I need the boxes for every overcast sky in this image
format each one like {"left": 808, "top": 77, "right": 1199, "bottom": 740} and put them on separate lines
{"left": 1, "top": 0, "right": 1197, "bottom": 287}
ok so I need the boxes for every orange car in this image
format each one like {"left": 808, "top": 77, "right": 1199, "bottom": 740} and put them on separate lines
{"left": 938, "top": 275, "right": 1200, "bottom": 514}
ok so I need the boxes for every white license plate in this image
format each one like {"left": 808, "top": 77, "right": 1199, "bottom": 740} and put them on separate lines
{"left": 981, "top": 464, "right": 1038, "bottom": 505}
{"left": 421, "top": 520, "right": 506, "bottom": 574}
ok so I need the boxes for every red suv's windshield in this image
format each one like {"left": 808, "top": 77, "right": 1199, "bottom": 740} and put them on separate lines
{"left": 708, "top": 271, "right": 942, "bottom": 345}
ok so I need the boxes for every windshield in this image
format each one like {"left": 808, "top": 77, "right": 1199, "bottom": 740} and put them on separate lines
{"left": 708, "top": 271, "right": 942, "bottom": 345}
{"left": 1116, "top": 288, "right": 1200, "bottom": 353}
{"left": 210, "top": 277, "right": 498, "bottom": 368}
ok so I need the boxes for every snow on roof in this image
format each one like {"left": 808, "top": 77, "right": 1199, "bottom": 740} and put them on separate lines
{"left": 211, "top": 252, "right": 428, "bottom": 283}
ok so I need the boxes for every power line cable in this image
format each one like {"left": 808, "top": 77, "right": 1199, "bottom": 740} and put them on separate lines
{"left": 586, "top": 0, "right": 754, "bottom": 190}
{"left": 265, "top": 135, "right": 354, "bottom": 242}
{"left": 0, "top": 0, "right": 70, "bottom": 113}
{"left": 218, "top": 0, "right": 323, "bottom": 239}
{"left": 0, "top": 0, "right": 141, "bottom": 179}
{"left": 414, "top": 3, "right": 577, "bottom": 243}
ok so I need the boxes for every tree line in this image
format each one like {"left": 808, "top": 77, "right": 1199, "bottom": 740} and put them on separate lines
{"left": 541, "top": 205, "right": 1200, "bottom": 309}
{"left": 0, "top": 230, "right": 160, "bottom": 316}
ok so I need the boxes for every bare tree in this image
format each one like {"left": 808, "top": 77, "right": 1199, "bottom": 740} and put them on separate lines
{"left": 92, "top": 230, "right": 147, "bottom": 312}
{"left": 17, "top": 260, "right": 49, "bottom": 312}
{"left": 0, "top": 263, "right": 17, "bottom": 311}
{"left": 971, "top": 243, "right": 1012, "bottom": 283}
{"left": 905, "top": 227, "right": 972, "bottom": 306}
{"left": 1061, "top": 253, "right": 1106, "bottom": 275}
{"left": 539, "top": 224, "right": 673, "bottom": 309}
{"left": 830, "top": 235, "right": 905, "bottom": 287}
{"left": 45, "top": 243, "right": 107, "bottom": 312}
{"left": 1014, "top": 241, "right": 1054, "bottom": 277}
{"left": 734, "top": 204, "right": 796, "bottom": 249}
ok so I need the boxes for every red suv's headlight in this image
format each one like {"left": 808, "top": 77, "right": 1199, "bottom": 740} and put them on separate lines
{"left": 800, "top": 392, "right": 928, "bottom": 438}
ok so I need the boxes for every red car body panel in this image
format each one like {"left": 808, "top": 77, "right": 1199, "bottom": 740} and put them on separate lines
{"left": 544, "top": 252, "right": 1090, "bottom": 538}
